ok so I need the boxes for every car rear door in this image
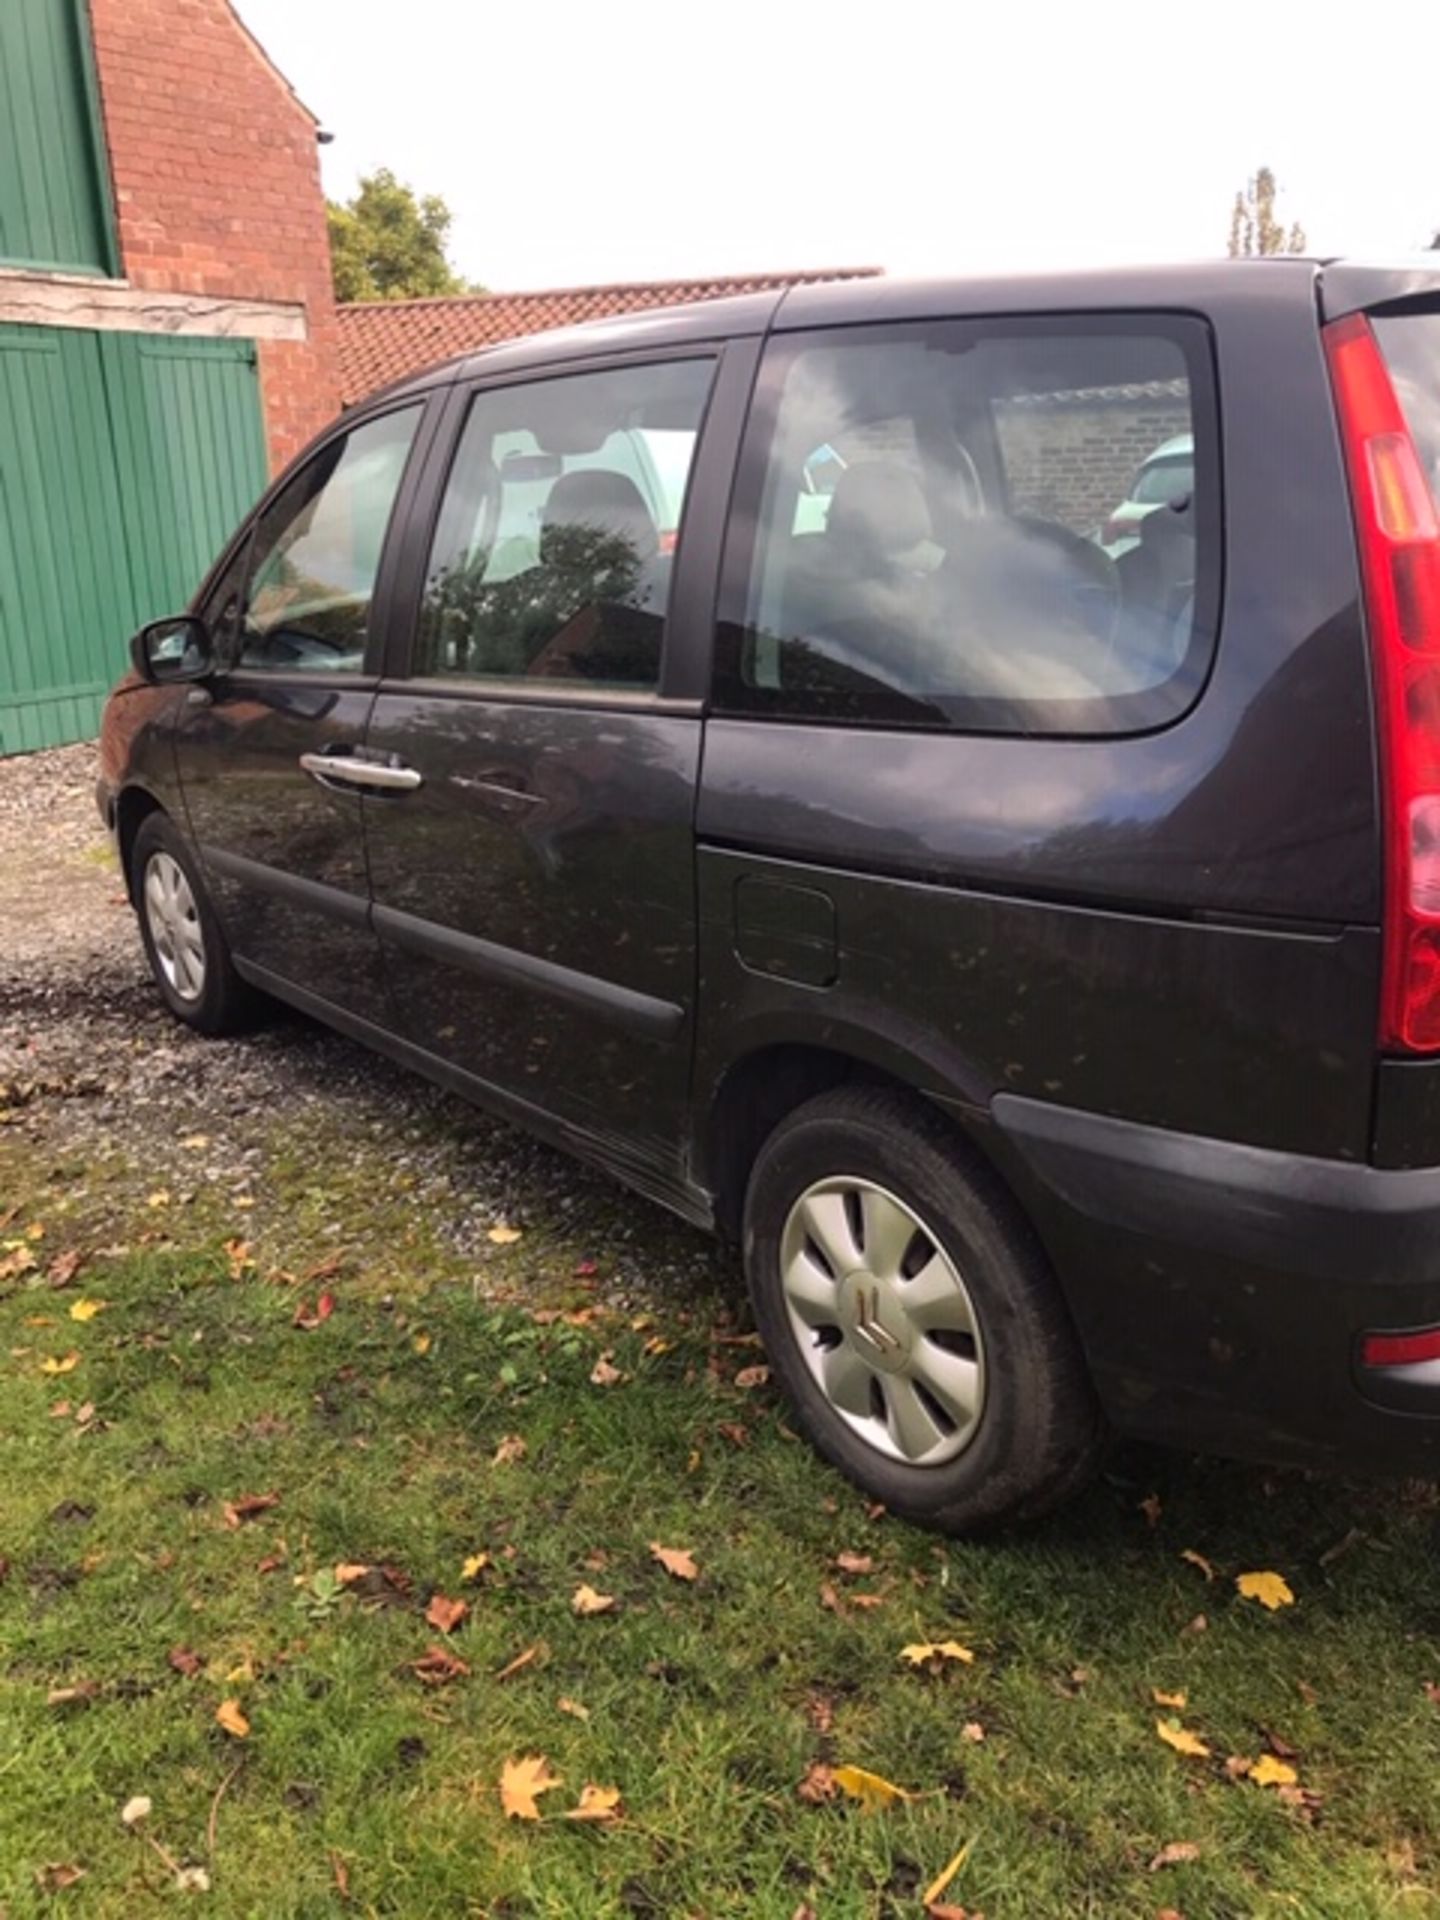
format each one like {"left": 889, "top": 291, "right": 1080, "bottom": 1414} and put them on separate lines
{"left": 171, "top": 395, "right": 440, "bottom": 1027}
{"left": 359, "top": 338, "right": 758, "bottom": 1203}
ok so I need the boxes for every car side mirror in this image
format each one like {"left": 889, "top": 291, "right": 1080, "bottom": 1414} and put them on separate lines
{"left": 130, "top": 614, "right": 214, "bottom": 685}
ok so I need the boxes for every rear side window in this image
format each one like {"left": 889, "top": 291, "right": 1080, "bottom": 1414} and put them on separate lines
{"left": 714, "top": 317, "right": 1219, "bottom": 734}
{"left": 1374, "top": 313, "right": 1440, "bottom": 505}
{"left": 416, "top": 358, "right": 713, "bottom": 691}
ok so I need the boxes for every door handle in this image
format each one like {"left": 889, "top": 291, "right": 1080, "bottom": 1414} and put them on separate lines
{"left": 299, "top": 751, "right": 422, "bottom": 793}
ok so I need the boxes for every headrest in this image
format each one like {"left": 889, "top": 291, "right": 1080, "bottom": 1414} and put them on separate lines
{"left": 540, "top": 469, "right": 658, "bottom": 567}
{"left": 825, "top": 461, "right": 932, "bottom": 558}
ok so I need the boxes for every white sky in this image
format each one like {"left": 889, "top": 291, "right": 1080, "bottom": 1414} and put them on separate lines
{"left": 235, "top": 0, "right": 1439, "bottom": 293}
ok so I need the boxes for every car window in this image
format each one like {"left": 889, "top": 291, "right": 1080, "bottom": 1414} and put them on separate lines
{"left": 236, "top": 406, "right": 422, "bottom": 674}
{"left": 716, "top": 319, "right": 1216, "bottom": 735}
{"left": 1132, "top": 457, "right": 1195, "bottom": 507}
{"left": 416, "top": 358, "right": 713, "bottom": 690}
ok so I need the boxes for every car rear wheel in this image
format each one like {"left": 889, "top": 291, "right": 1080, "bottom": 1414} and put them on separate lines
{"left": 131, "top": 812, "right": 254, "bottom": 1036}
{"left": 743, "top": 1085, "right": 1103, "bottom": 1532}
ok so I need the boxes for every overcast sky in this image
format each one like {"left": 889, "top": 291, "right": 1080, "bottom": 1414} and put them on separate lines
{"left": 236, "top": 0, "right": 1439, "bottom": 293}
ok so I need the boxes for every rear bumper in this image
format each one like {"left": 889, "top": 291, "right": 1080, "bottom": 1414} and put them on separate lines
{"left": 990, "top": 1093, "right": 1440, "bottom": 1472}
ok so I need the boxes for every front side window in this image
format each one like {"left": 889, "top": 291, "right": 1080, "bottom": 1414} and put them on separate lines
{"left": 236, "top": 406, "right": 422, "bottom": 674}
{"left": 716, "top": 319, "right": 1218, "bottom": 734}
{"left": 416, "top": 358, "right": 714, "bottom": 690}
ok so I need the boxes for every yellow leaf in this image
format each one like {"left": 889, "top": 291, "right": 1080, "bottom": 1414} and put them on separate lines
{"left": 649, "top": 1541, "right": 699, "bottom": 1582}
{"left": 1156, "top": 1718, "right": 1210, "bottom": 1759}
{"left": 68, "top": 1299, "right": 104, "bottom": 1323}
{"left": 922, "top": 1840, "right": 973, "bottom": 1907}
{"left": 26, "top": 1221, "right": 46, "bottom": 1240}
{"left": 1181, "top": 1549, "right": 1216, "bottom": 1582}
{"left": 1250, "top": 1753, "right": 1299, "bottom": 1788}
{"left": 571, "top": 1583, "right": 616, "bottom": 1616}
{"left": 495, "top": 1644, "right": 540, "bottom": 1683}
{"left": 412, "top": 1333, "right": 431, "bottom": 1355}
{"left": 499, "top": 1753, "right": 561, "bottom": 1820}
{"left": 39, "top": 1352, "right": 80, "bottom": 1376}
{"left": 1236, "top": 1570, "right": 1295, "bottom": 1611}
{"left": 333, "top": 1563, "right": 369, "bottom": 1585}
{"left": 487, "top": 1224, "right": 523, "bottom": 1246}
{"left": 215, "top": 1699, "right": 250, "bottom": 1739}
{"left": 558, "top": 1696, "right": 590, "bottom": 1722}
{"left": 461, "top": 1552, "right": 491, "bottom": 1582}
{"left": 899, "top": 1640, "right": 975, "bottom": 1666}
{"left": 180, "top": 1134, "right": 211, "bottom": 1151}
{"left": 0, "top": 1246, "right": 36, "bottom": 1281}
{"left": 1152, "top": 1688, "right": 1188, "bottom": 1709}
{"left": 565, "top": 1783, "right": 622, "bottom": 1823}
{"left": 147, "top": 1190, "right": 171, "bottom": 1209}
{"left": 832, "top": 1764, "right": 915, "bottom": 1811}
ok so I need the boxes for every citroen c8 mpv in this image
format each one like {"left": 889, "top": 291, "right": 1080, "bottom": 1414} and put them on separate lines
{"left": 98, "top": 257, "right": 1440, "bottom": 1531}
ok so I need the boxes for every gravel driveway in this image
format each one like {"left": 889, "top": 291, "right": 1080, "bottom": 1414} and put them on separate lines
{"left": 0, "top": 742, "right": 722, "bottom": 1306}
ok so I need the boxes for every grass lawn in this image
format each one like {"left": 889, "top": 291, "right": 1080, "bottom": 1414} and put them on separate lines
{"left": 4, "top": 1137, "right": 1440, "bottom": 1918}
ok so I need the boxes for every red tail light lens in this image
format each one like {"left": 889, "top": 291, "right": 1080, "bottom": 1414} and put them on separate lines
{"left": 1325, "top": 313, "right": 1440, "bottom": 1051}
{"left": 1362, "top": 1325, "right": 1440, "bottom": 1369}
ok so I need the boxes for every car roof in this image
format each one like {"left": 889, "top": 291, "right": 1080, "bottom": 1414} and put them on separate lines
{"left": 1141, "top": 434, "right": 1195, "bottom": 464}
{"left": 351, "top": 257, "right": 1440, "bottom": 414}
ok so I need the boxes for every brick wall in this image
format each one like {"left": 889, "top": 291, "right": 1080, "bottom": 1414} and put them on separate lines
{"left": 995, "top": 396, "right": 1191, "bottom": 533}
{"left": 87, "top": 0, "right": 340, "bottom": 471}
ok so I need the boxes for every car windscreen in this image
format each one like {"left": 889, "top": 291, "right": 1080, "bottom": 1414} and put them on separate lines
{"left": 1374, "top": 312, "right": 1440, "bottom": 507}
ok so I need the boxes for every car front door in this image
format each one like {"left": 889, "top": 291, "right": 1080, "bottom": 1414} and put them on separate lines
{"left": 360, "top": 344, "right": 754, "bottom": 1196}
{"left": 172, "top": 398, "right": 435, "bottom": 1026}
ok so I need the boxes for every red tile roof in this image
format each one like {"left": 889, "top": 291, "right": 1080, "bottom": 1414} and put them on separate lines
{"left": 336, "top": 267, "right": 882, "bottom": 404}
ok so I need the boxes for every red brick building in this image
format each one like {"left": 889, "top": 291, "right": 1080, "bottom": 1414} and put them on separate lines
{"left": 0, "top": 0, "right": 340, "bottom": 749}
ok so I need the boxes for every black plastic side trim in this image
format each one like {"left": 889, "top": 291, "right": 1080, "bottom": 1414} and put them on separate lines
{"left": 231, "top": 956, "right": 712, "bottom": 1229}
{"left": 371, "top": 902, "right": 684, "bottom": 1041}
{"left": 200, "top": 844, "right": 370, "bottom": 930}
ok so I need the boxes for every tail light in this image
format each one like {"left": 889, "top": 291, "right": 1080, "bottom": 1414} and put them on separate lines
{"left": 1325, "top": 313, "right": 1440, "bottom": 1051}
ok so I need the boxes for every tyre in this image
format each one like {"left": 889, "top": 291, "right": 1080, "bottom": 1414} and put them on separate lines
{"left": 742, "top": 1085, "right": 1103, "bottom": 1532}
{"left": 131, "top": 811, "right": 255, "bottom": 1036}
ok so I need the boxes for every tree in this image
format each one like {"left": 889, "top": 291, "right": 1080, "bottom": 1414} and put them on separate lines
{"left": 326, "top": 170, "right": 481, "bottom": 303}
{"left": 1227, "top": 167, "right": 1307, "bottom": 257}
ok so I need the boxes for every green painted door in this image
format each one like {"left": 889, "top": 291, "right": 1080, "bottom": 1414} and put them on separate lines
{"left": 0, "top": 328, "right": 268, "bottom": 754}
{"left": 0, "top": 0, "right": 116, "bottom": 274}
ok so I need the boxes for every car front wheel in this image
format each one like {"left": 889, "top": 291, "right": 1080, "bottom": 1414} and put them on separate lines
{"left": 743, "top": 1085, "right": 1103, "bottom": 1532}
{"left": 131, "top": 811, "right": 253, "bottom": 1036}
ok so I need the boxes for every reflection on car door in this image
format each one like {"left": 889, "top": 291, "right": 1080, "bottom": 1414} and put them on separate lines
{"left": 172, "top": 402, "right": 430, "bottom": 1026}
{"left": 360, "top": 355, "right": 720, "bottom": 1197}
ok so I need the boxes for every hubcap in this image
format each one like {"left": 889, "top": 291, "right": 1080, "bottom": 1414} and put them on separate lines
{"left": 143, "top": 851, "right": 206, "bottom": 1003}
{"left": 779, "top": 1176, "right": 986, "bottom": 1466}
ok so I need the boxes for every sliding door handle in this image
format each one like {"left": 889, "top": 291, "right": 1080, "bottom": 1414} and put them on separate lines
{"left": 299, "top": 752, "right": 422, "bottom": 793}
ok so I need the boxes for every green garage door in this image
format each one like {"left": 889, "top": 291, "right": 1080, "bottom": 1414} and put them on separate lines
{"left": 0, "top": 326, "right": 268, "bottom": 754}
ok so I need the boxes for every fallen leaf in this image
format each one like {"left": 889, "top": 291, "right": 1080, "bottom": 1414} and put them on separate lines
{"left": 493, "top": 1433, "right": 527, "bottom": 1466}
{"left": 495, "top": 1644, "right": 540, "bottom": 1683}
{"left": 806, "top": 1693, "right": 835, "bottom": 1734}
{"left": 819, "top": 1582, "right": 842, "bottom": 1613}
{"left": 223, "top": 1490, "right": 279, "bottom": 1529}
{"left": 47, "top": 1249, "right": 83, "bottom": 1288}
{"left": 0, "top": 1246, "right": 36, "bottom": 1282}
{"left": 120, "top": 1795, "right": 152, "bottom": 1827}
{"left": 175, "top": 1867, "right": 211, "bottom": 1892}
{"left": 1299, "top": 1680, "right": 1320, "bottom": 1707}
{"left": 181, "top": 1133, "right": 211, "bottom": 1151}
{"left": 558, "top": 1695, "right": 590, "bottom": 1721}
{"left": 734, "top": 1364, "right": 770, "bottom": 1389}
{"left": 461, "top": 1552, "right": 491, "bottom": 1582}
{"left": 796, "top": 1761, "right": 836, "bottom": 1804}
{"left": 333, "top": 1562, "right": 370, "bottom": 1586}
{"left": 832, "top": 1763, "right": 915, "bottom": 1810}
{"left": 1156, "top": 1718, "right": 1210, "bottom": 1759}
{"left": 1236, "top": 1570, "right": 1294, "bottom": 1611}
{"left": 925, "top": 1907, "right": 969, "bottom": 1920}
{"left": 717, "top": 1421, "right": 749, "bottom": 1448}
{"left": 223, "top": 1238, "right": 252, "bottom": 1280}
{"left": 923, "top": 1840, "right": 973, "bottom": 1907}
{"left": 26, "top": 1221, "right": 46, "bottom": 1239}
{"left": 500, "top": 1752, "right": 561, "bottom": 1820}
{"left": 1250, "top": 1753, "right": 1299, "bottom": 1789}
{"left": 168, "top": 1646, "right": 204, "bottom": 1677}
{"left": 215, "top": 1699, "right": 250, "bottom": 1739}
{"left": 39, "top": 1351, "right": 80, "bottom": 1375}
{"left": 1224, "top": 1754, "right": 1254, "bottom": 1781}
{"left": 147, "top": 1190, "right": 171, "bottom": 1209}
{"left": 565, "top": 1783, "right": 622, "bottom": 1823}
{"left": 900, "top": 1641, "right": 975, "bottom": 1667}
{"left": 330, "top": 1851, "right": 350, "bottom": 1899}
{"left": 849, "top": 1593, "right": 886, "bottom": 1610}
{"left": 411, "top": 1333, "right": 431, "bottom": 1355}
{"left": 47, "top": 1683, "right": 99, "bottom": 1708}
{"left": 68, "top": 1298, "right": 104, "bottom": 1323}
{"left": 1181, "top": 1549, "right": 1216, "bottom": 1582}
{"left": 488, "top": 1224, "right": 523, "bottom": 1246}
{"left": 835, "top": 1551, "right": 874, "bottom": 1576}
{"left": 572, "top": 1583, "right": 616, "bottom": 1616}
{"left": 409, "top": 1644, "right": 470, "bottom": 1686}
{"left": 1139, "top": 1492, "right": 1163, "bottom": 1527}
{"left": 292, "top": 1293, "right": 335, "bottom": 1331}
{"left": 1150, "top": 1841, "right": 1201, "bottom": 1871}
{"left": 1180, "top": 1613, "right": 1209, "bottom": 1637}
{"left": 35, "top": 1863, "right": 85, "bottom": 1892}
{"left": 962, "top": 1721, "right": 986, "bottom": 1743}
{"left": 424, "top": 1593, "right": 468, "bottom": 1634}
{"left": 48, "top": 1400, "right": 72, "bottom": 1418}
{"left": 589, "top": 1352, "right": 624, "bottom": 1388}
{"left": 1261, "top": 1725, "right": 1301, "bottom": 1760}
{"left": 1152, "top": 1688, "right": 1188, "bottom": 1709}
{"left": 649, "top": 1542, "right": 699, "bottom": 1582}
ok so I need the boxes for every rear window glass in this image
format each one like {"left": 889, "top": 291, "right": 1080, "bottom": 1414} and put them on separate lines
{"left": 714, "top": 317, "right": 1220, "bottom": 735}
{"left": 1375, "top": 313, "right": 1440, "bottom": 506}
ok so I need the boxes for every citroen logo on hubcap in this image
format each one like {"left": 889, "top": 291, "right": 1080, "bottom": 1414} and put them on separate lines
{"left": 852, "top": 1283, "right": 901, "bottom": 1356}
